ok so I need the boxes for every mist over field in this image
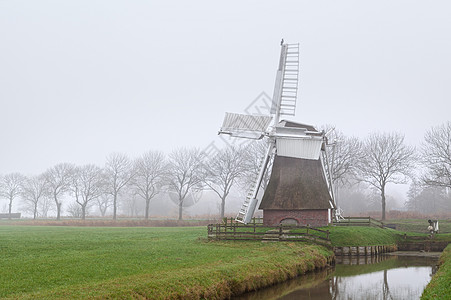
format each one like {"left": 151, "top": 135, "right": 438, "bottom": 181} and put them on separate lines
{"left": 1, "top": 1, "right": 450, "bottom": 220}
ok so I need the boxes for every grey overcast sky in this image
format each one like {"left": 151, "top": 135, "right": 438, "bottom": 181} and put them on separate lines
{"left": 1, "top": 0, "right": 450, "bottom": 176}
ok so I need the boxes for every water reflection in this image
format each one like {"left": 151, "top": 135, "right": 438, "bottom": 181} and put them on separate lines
{"left": 234, "top": 254, "right": 438, "bottom": 300}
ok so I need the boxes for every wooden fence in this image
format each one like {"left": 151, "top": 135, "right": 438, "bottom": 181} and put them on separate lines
{"left": 333, "top": 217, "right": 384, "bottom": 228}
{"left": 207, "top": 218, "right": 331, "bottom": 246}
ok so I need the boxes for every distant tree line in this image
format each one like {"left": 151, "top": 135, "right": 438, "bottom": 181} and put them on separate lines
{"left": 0, "top": 121, "right": 450, "bottom": 221}
{"left": 326, "top": 121, "right": 451, "bottom": 219}
{"left": 0, "top": 146, "right": 255, "bottom": 221}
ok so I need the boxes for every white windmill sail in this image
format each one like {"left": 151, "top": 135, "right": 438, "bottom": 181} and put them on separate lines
{"left": 270, "top": 43, "right": 300, "bottom": 117}
{"left": 235, "top": 143, "right": 274, "bottom": 224}
{"left": 234, "top": 43, "right": 301, "bottom": 224}
{"left": 219, "top": 113, "right": 272, "bottom": 139}
{"left": 217, "top": 41, "right": 308, "bottom": 224}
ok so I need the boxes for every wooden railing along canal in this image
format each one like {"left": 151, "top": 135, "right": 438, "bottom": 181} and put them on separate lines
{"left": 333, "top": 217, "right": 384, "bottom": 228}
{"left": 207, "top": 218, "right": 331, "bottom": 246}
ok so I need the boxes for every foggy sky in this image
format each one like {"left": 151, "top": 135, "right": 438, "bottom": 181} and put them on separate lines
{"left": 1, "top": 0, "right": 450, "bottom": 180}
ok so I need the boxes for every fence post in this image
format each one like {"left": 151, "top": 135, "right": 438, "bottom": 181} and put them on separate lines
{"left": 233, "top": 222, "right": 236, "bottom": 240}
{"left": 307, "top": 224, "right": 309, "bottom": 235}
{"left": 279, "top": 224, "right": 282, "bottom": 240}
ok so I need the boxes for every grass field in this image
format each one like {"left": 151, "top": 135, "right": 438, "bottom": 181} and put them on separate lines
{"left": 1, "top": 220, "right": 449, "bottom": 299}
{"left": 0, "top": 226, "right": 332, "bottom": 299}
{"left": 421, "top": 244, "right": 451, "bottom": 299}
{"left": 324, "top": 226, "right": 400, "bottom": 247}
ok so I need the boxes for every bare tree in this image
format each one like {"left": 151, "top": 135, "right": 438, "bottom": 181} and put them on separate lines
{"left": 96, "top": 194, "right": 112, "bottom": 217}
{"left": 204, "top": 145, "right": 249, "bottom": 218}
{"left": 167, "top": 148, "right": 205, "bottom": 220}
{"left": 104, "top": 153, "right": 134, "bottom": 220}
{"left": 21, "top": 174, "right": 48, "bottom": 220}
{"left": 39, "top": 196, "right": 53, "bottom": 218}
{"left": 406, "top": 184, "right": 450, "bottom": 214}
{"left": 120, "top": 188, "right": 141, "bottom": 217}
{"left": 241, "top": 140, "right": 270, "bottom": 190}
{"left": 355, "top": 132, "right": 415, "bottom": 220}
{"left": 0, "top": 173, "right": 25, "bottom": 218}
{"left": 44, "top": 163, "right": 74, "bottom": 220}
{"left": 70, "top": 164, "right": 104, "bottom": 220}
{"left": 131, "top": 150, "right": 166, "bottom": 219}
{"left": 67, "top": 201, "right": 82, "bottom": 218}
{"left": 421, "top": 121, "right": 451, "bottom": 189}
{"left": 322, "top": 128, "right": 362, "bottom": 210}
{"left": 326, "top": 130, "right": 362, "bottom": 187}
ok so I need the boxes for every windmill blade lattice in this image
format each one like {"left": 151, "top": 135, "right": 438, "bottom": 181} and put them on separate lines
{"left": 270, "top": 43, "right": 300, "bottom": 117}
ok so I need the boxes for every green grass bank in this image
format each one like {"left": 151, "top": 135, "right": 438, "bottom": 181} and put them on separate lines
{"left": 421, "top": 244, "right": 451, "bottom": 299}
{"left": 324, "top": 226, "right": 400, "bottom": 247}
{"left": 0, "top": 226, "right": 333, "bottom": 299}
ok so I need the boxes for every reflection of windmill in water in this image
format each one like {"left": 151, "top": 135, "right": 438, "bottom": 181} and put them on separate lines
{"left": 219, "top": 41, "right": 336, "bottom": 226}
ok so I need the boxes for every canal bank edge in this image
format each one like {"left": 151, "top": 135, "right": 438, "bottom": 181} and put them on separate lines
{"left": 204, "top": 244, "right": 335, "bottom": 299}
{"left": 334, "top": 244, "right": 397, "bottom": 256}
{"left": 421, "top": 244, "right": 451, "bottom": 300}
{"left": 17, "top": 243, "right": 334, "bottom": 299}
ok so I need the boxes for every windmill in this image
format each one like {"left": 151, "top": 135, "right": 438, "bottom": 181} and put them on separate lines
{"left": 219, "top": 41, "right": 336, "bottom": 225}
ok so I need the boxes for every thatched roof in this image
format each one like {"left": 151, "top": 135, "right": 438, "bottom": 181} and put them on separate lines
{"left": 259, "top": 155, "right": 333, "bottom": 210}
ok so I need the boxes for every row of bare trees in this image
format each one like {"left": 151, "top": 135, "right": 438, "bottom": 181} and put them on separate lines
{"left": 0, "top": 146, "right": 254, "bottom": 220}
{"left": 327, "top": 121, "right": 451, "bottom": 219}
{"left": 325, "top": 130, "right": 414, "bottom": 219}
{"left": 0, "top": 152, "right": 164, "bottom": 220}
{"left": 1, "top": 122, "right": 450, "bottom": 221}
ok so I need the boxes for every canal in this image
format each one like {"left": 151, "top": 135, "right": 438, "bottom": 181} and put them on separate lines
{"left": 235, "top": 252, "right": 439, "bottom": 300}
